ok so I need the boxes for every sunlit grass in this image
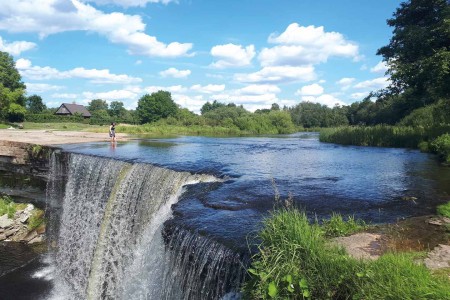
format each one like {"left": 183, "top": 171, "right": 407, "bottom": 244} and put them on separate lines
{"left": 243, "top": 208, "right": 450, "bottom": 299}
{"left": 22, "top": 122, "right": 103, "bottom": 131}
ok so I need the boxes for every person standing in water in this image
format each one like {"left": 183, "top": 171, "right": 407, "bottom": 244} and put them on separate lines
{"left": 109, "top": 122, "right": 116, "bottom": 142}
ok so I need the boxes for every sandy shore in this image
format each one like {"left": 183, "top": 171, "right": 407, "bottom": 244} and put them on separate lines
{"left": 0, "top": 129, "right": 130, "bottom": 145}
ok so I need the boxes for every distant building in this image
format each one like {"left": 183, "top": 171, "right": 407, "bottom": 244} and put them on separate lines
{"left": 55, "top": 103, "right": 91, "bottom": 118}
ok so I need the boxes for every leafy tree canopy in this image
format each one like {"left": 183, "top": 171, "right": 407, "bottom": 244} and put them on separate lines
{"left": 377, "top": 0, "right": 450, "bottom": 103}
{"left": 136, "top": 91, "right": 178, "bottom": 124}
{"left": 0, "top": 51, "right": 26, "bottom": 92}
{"left": 108, "top": 101, "right": 126, "bottom": 118}
{"left": 87, "top": 99, "right": 108, "bottom": 112}
{"left": 26, "top": 94, "right": 47, "bottom": 114}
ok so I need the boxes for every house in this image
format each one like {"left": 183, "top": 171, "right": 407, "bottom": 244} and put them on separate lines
{"left": 55, "top": 103, "right": 91, "bottom": 118}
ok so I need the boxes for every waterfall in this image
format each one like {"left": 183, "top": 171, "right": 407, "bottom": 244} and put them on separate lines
{"left": 48, "top": 153, "right": 245, "bottom": 300}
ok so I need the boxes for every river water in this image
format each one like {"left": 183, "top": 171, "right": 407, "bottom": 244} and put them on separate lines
{"left": 0, "top": 132, "right": 449, "bottom": 299}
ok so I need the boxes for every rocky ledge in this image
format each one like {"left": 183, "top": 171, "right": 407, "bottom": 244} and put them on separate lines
{"left": 0, "top": 203, "right": 45, "bottom": 244}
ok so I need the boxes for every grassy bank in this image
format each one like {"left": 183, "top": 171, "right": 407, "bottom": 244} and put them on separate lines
{"left": 0, "top": 196, "right": 45, "bottom": 230}
{"left": 243, "top": 209, "right": 450, "bottom": 299}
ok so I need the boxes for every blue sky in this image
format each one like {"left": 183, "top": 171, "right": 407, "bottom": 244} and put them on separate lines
{"left": 0, "top": 0, "right": 401, "bottom": 112}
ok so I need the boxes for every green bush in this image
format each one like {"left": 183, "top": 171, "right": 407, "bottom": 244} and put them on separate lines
{"left": 430, "top": 133, "right": 450, "bottom": 164}
{"left": 321, "top": 213, "right": 367, "bottom": 237}
{"left": 436, "top": 201, "right": 450, "bottom": 218}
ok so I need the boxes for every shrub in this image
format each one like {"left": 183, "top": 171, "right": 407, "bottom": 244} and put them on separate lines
{"left": 430, "top": 133, "right": 450, "bottom": 163}
{"left": 436, "top": 201, "right": 450, "bottom": 218}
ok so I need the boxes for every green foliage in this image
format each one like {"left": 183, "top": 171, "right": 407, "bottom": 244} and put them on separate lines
{"left": 321, "top": 213, "right": 367, "bottom": 237}
{"left": 290, "top": 102, "right": 348, "bottom": 128}
{"left": 28, "top": 209, "right": 45, "bottom": 230}
{"left": 0, "top": 195, "right": 17, "bottom": 218}
{"left": 0, "top": 83, "right": 25, "bottom": 121}
{"left": 108, "top": 101, "right": 127, "bottom": 118}
{"left": 87, "top": 99, "right": 108, "bottom": 112}
{"left": 7, "top": 102, "right": 27, "bottom": 122}
{"left": 137, "top": 91, "right": 178, "bottom": 124}
{"left": 0, "top": 51, "right": 26, "bottom": 92}
{"left": 430, "top": 133, "right": 450, "bottom": 163}
{"left": 200, "top": 100, "right": 227, "bottom": 115}
{"left": 244, "top": 209, "right": 450, "bottom": 300}
{"left": 319, "top": 125, "right": 450, "bottom": 148}
{"left": 377, "top": 0, "right": 450, "bottom": 103}
{"left": 436, "top": 201, "right": 450, "bottom": 218}
{"left": 26, "top": 95, "right": 47, "bottom": 114}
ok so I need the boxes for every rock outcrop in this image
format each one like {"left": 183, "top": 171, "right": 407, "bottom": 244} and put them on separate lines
{"left": 0, "top": 204, "right": 45, "bottom": 244}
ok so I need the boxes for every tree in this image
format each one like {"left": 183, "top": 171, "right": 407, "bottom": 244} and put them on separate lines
{"left": 200, "top": 100, "right": 226, "bottom": 115}
{"left": 271, "top": 103, "right": 280, "bottom": 111}
{"left": 0, "top": 51, "right": 26, "bottom": 92}
{"left": 87, "top": 99, "right": 108, "bottom": 112}
{"left": 108, "top": 101, "right": 126, "bottom": 118}
{"left": 136, "top": 91, "right": 178, "bottom": 124}
{"left": 26, "top": 94, "right": 47, "bottom": 113}
{"left": 377, "top": 0, "right": 450, "bottom": 104}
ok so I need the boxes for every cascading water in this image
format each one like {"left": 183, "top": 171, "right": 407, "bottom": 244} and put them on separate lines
{"left": 47, "top": 152, "right": 246, "bottom": 300}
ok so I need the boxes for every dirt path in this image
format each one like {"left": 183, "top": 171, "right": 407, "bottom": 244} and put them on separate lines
{"left": 0, "top": 129, "right": 130, "bottom": 145}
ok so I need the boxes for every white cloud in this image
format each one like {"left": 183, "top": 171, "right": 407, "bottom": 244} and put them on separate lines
{"left": 296, "top": 83, "right": 324, "bottom": 96}
{"left": 0, "top": 36, "right": 36, "bottom": 56}
{"left": 370, "top": 61, "right": 388, "bottom": 73}
{"left": 51, "top": 93, "right": 78, "bottom": 99}
{"left": 0, "top": 0, "right": 192, "bottom": 58}
{"left": 26, "top": 83, "right": 64, "bottom": 93}
{"left": 259, "top": 23, "right": 360, "bottom": 67}
{"left": 144, "top": 85, "right": 188, "bottom": 94}
{"left": 82, "top": 89, "right": 139, "bottom": 101}
{"left": 84, "top": 0, "right": 175, "bottom": 7}
{"left": 234, "top": 65, "right": 316, "bottom": 84}
{"left": 190, "top": 84, "right": 225, "bottom": 93}
{"left": 210, "top": 44, "right": 255, "bottom": 68}
{"left": 301, "top": 94, "right": 345, "bottom": 107}
{"left": 159, "top": 67, "right": 191, "bottom": 78}
{"left": 350, "top": 92, "right": 370, "bottom": 100}
{"left": 336, "top": 77, "right": 355, "bottom": 91}
{"left": 236, "top": 84, "right": 281, "bottom": 95}
{"left": 353, "top": 77, "right": 390, "bottom": 90}
{"left": 16, "top": 59, "right": 142, "bottom": 84}
{"left": 135, "top": 60, "right": 142, "bottom": 65}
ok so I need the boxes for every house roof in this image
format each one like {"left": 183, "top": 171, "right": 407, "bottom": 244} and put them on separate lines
{"left": 57, "top": 103, "right": 91, "bottom": 117}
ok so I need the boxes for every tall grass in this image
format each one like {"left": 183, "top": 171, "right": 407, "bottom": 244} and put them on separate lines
{"left": 319, "top": 125, "right": 450, "bottom": 148}
{"left": 243, "top": 209, "right": 450, "bottom": 299}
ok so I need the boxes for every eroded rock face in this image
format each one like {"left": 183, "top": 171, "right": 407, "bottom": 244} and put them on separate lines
{"left": 0, "top": 208, "right": 45, "bottom": 244}
{"left": 332, "top": 233, "right": 383, "bottom": 260}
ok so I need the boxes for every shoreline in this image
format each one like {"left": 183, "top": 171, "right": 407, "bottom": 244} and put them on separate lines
{"left": 0, "top": 129, "right": 130, "bottom": 145}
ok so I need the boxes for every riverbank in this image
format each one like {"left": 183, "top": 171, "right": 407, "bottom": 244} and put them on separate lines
{"left": 0, "top": 129, "right": 130, "bottom": 145}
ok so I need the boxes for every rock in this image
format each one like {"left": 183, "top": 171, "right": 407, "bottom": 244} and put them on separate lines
{"left": 401, "top": 196, "right": 418, "bottom": 201}
{"left": 0, "top": 214, "right": 14, "bottom": 228}
{"left": 28, "top": 235, "right": 44, "bottom": 244}
{"left": 0, "top": 233, "right": 6, "bottom": 240}
{"left": 427, "top": 217, "right": 450, "bottom": 226}
{"left": 424, "top": 244, "right": 450, "bottom": 270}
{"left": 24, "top": 204, "right": 34, "bottom": 213}
{"left": 10, "top": 226, "right": 29, "bottom": 241}
{"left": 36, "top": 224, "right": 46, "bottom": 234}
{"left": 19, "top": 213, "right": 30, "bottom": 223}
{"left": 332, "top": 233, "right": 383, "bottom": 260}
{"left": 4, "top": 226, "right": 20, "bottom": 237}
{"left": 22, "top": 230, "right": 37, "bottom": 242}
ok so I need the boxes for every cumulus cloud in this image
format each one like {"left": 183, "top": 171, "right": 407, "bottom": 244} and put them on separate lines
{"left": 190, "top": 84, "right": 225, "bottom": 93}
{"left": 51, "top": 93, "right": 78, "bottom": 99}
{"left": 301, "top": 94, "right": 345, "bottom": 107}
{"left": 82, "top": 89, "right": 139, "bottom": 101}
{"left": 236, "top": 84, "right": 281, "bottom": 95}
{"left": 370, "top": 61, "right": 389, "bottom": 73}
{"left": 350, "top": 92, "right": 370, "bottom": 100}
{"left": 210, "top": 44, "right": 255, "bottom": 68}
{"left": 259, "top": 23, "right": 360, "bottom": 67}
{"left": 295, "top": 83, "right": 324, "bottom": 96}
{"left": 0, "top": 0, "right": 192, "bottom": 58}
{"left": 353, "top": 77, "right": 390, "bottom": 90}
{"left": 0, "top": 36, "right": 36, "bottom": 56}
{"left": 336, "top": 77, "right": 356, "bottom": 91}
{"left": 16, "top": 58, "right": 142, "bottom": 84}
{"left": 144, "top": 85, "right": 187, "bottom": 94}
{"left": 84, "top": 0, "right": 175, "bottom": 7}
{"left": 234, "top": 65, "right": 316, "bottom": 84}
{"left": 159, "top": 67, "right": 191, "bottom": 78}
{"left": 26, "top": 83, "right": 64, "bottom": 93}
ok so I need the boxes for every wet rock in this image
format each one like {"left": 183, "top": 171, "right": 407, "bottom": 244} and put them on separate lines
{"left": 401, "top": 196, "right": 418, "bottom": 201}
{"left": 36, "top": 224, "right": 46, "bottom": 235}
{"left": 424, "top": 244, "right": 450, "bottom": 270}
{"left": 0, "top": 215, "right": 14, "bottom": 229}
